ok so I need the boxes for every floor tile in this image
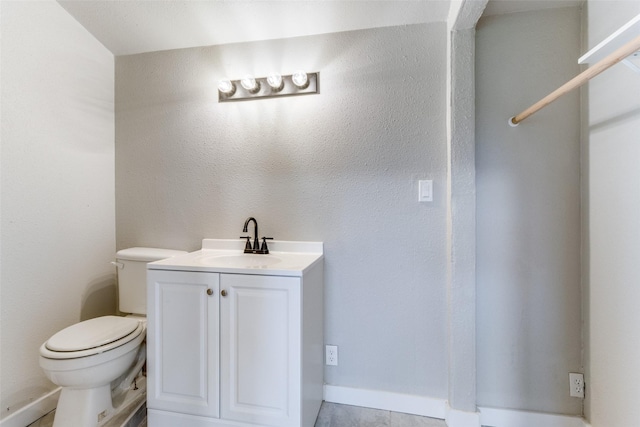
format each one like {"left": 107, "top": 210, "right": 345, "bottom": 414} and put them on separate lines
{"left": 314, "top": 402, "right": 447, "bottom": 427}
{"left": 390, "top": 411, "right": 446, "bottom": 426}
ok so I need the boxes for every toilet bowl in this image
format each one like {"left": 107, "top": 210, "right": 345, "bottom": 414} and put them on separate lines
{"left": 39, "top": 316, "right": 146, "bottom": 427}
{"left": 39, "top": 247, "right": 186, "bottom": 427}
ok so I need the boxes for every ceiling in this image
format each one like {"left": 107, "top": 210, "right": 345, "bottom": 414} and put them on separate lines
{"left": 482, "top": 0, "right": 582, "bottom": 16}
{"left": 57, "top": 0, "right": 583, "bottom": 57}
{"left": 57, "top": 0, "right": 452, "bottom": 56}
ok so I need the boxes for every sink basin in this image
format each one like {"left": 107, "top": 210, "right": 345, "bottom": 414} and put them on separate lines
{"left": 201, "top": 254, "right": 283, "bottom": 269}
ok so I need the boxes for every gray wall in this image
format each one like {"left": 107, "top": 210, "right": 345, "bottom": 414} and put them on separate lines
{"left": 584, "top": 1, "right": 640, "bottom": 425}
{"left": 475, "top": 7, "right": 583, "bottom": 415}
{"left": 0, "top": 0, "right": 115, "bottom": 413}
{"left": 116, "top": 24, "right": 449, "bottom": 397}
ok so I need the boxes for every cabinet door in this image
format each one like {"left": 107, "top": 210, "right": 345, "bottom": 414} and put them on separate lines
{"left": 220, "top": 274, "right": 301, "bottom": 426}
{"left": 147, "top": 270, "right": 220, "bottom": 418}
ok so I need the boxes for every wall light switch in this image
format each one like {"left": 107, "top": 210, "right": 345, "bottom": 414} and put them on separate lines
{"left": 419, "top": 180, "right": 433, "bottom": 202}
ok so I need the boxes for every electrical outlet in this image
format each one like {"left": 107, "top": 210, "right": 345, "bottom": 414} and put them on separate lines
{"left": 325, "top": 345, "right": 338, "bottom": 366}
{"left": 569, "top": 373, "right": 584, "bottom": 398}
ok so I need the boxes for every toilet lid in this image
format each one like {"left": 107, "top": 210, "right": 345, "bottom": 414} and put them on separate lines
{"left": 46, "top": 316, "right": 139, "bottom": 352}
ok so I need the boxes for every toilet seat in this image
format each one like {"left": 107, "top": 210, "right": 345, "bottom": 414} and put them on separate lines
{"left": 41, "top": 316, "right": 145, "bottom": 360}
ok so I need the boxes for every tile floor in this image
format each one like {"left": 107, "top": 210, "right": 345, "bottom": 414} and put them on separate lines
{"left": 314, "top": 402, "right": 447, "bottom": 427}
{"left": 30, "top": 401, "right": 446, "bottom": 427}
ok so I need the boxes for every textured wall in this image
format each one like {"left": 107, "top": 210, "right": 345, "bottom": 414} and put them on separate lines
{"left": 475, "top": 7, "right": 583, "bottom": 415}
{"left": 446, "top": 25, "right": 481, "bottom": 416}
{"left": 584, "top": 1, "right": 640, "bottom": 425}
{"left": 116, "top": 23, "right": 448, "bottom": 397}
{"left": 0, "top": 0, "right": 115, "bottom": 415}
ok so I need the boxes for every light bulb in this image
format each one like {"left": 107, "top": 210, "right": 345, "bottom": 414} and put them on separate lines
{"left": 267, "top": 73, "right": 283, "bottom": 91}
{"left": 291, "top": 70, "right": 309, "bottom": 89}
{"left": 240, "top": 75, "right": 260, "bottom": 93}
{"left": 218, "top": 79, "right": 235, "bottom": 95}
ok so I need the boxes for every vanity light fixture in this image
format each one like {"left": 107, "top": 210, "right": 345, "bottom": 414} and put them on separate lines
{"left": 291, "top": 70, "right": 309, "bottom": 89}
{"left": 217, "top": 79, "right": 236, "bottom": 96}
{"left": 266, "top": 73, "right": 284, "bottom": 92}
{"left": 218, "top": 71, "right": 319, "bottom": 102}
{"left": 240, "top": 75, "right": 260, "bottom": 93}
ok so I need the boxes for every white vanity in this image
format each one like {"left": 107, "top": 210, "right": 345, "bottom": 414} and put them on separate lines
{"left": 146, "top": 239, "right": 324, "bottom": 427}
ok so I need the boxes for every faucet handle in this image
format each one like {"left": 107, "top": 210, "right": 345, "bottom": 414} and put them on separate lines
{"left": 260, "top": 237, "right": 273, "bottom": 254}
{"left": 239, "top": 236, "right": 252, "bottom": 252}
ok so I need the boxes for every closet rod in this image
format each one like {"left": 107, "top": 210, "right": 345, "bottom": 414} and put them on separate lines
{"left": 509, "top": 34, "right": 640, "bottom": 126}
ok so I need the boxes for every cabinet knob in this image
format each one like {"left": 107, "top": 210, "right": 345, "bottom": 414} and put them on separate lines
{"left": 221, "top": 289, "right": 228, "bottom": 297}
{"left": 207, "top": 288, "right": 214, "bottom": 296}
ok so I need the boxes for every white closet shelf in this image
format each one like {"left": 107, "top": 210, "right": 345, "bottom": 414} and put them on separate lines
{"left": 579, "top": 13, "right": 640, "bottom": 73}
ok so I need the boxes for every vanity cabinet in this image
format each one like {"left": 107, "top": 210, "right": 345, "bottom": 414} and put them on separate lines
{"left": 146, "top": 270, "right": 220, "bottom": 418}
{"left": 146, "top": 243, "right": 323, "bottom": 427}
{"left": 220, "top": 274, "right": 300, "bottom": 426}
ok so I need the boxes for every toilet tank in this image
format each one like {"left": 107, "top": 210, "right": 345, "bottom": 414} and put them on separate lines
{"left": 115, "top": 247, "right": 187, "bottom": 315}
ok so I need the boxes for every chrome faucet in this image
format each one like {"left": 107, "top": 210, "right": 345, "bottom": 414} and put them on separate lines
{"left": 240, "top": 217, "right": 273, "bottom": 254}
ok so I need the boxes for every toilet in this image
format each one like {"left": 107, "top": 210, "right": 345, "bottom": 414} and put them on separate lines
{"left": 39, "top": 247, "right": 186, "bottom": 427}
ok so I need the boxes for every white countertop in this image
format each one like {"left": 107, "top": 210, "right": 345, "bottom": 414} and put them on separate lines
{"left": 148, "top": 239, "right": 323, "bottom": 277}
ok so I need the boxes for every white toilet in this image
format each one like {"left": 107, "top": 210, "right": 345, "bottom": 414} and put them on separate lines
{"left": 39, "top": 247, "right": 186, "bottom": 427}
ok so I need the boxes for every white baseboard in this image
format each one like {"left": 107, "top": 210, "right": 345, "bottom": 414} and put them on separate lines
{"left": 0, "top": 388, "right": 60, "bottom": 427}
{"left": 479, "top": 406, "right": 588, "bottom": 427}
{"left": 323, "top": 385, "right": 447, "bottom": 419}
